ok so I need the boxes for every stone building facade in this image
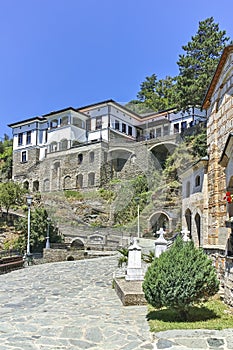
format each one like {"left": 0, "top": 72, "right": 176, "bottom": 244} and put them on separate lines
{"left": 182, "top": 45, "right": 233, "bottom": 250}
{"left": 9, "top": 100, "right": 205, "bottom": 232}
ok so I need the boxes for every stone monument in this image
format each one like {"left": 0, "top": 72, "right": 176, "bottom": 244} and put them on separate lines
{"left": 125, "top": 237, "right": 143, "bottom": 281}
{"left": 154, "top": 228, "right": 168, "bottom": 258}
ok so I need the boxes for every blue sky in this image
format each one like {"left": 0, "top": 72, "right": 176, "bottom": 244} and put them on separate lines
{"left": 1, "top": 0, "right": 233, "bottom": 138}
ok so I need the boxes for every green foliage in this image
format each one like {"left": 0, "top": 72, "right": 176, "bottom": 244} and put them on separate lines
{"left": 117, "top": 247, "right": 128, "bottom": 267}
{"left": 98, "top": 188, "right": 116, "bottom": 203}
{"left": 15, "top": 207, "right": 64, "bottom": 253}
{"left": 113, "top": 175, "right": 150, "bottom": 225}
{"left": 185, "top": 127, "right": 207, "bottom": 158}
{"left": 129, "top": 74, "right": 176, "bottom": 112}
{"left": 147, "top": 298, "right": 233, "bottom": 331}
{"left": 0, "top": 136, "right": 13, "bottom": 181}
{"left": 0, "top": 181, "right": 27, "bottom": 215}
{"left": 176, "top": 17, "right": 230, "bottom": 111}
{"left": 129, "top": 17, "right": 230, "bottom": 113}
{"left": 64, "top": 190, "right": 83, "bottom": 200}
{"left": 142, "top": 250, "right": 155, "bottom": 263}
{"left": 143, "top": 236, "right": 219, "bottom": 320}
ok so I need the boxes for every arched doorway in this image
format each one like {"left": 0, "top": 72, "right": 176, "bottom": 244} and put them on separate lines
{"left": 195, "top": 213, "right": 201, "bottom": 246}
{"left": 185, "top": 209, "right": 192, "bottom": 237}
{"left": 150, "top": 212, "right": 170, "bottom": 234}
{"left": 70, "top": 239, "right": 85, "bottom": 250}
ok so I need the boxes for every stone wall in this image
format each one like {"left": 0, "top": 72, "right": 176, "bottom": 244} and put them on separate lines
{"left": 43, "top": 249, "right": 85, "bottom": 263}
{"left": 224, "top": 256, "right": 233, "bottom": 307}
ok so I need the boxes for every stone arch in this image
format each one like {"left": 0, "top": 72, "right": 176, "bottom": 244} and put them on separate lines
{"left": 149, "top": 142, "right": 177, "bottom": 169}
{"left": 70, "top": 238, "right": 85, "bottom": 249}
{"left": 64, "top": 175, "right": 72, "bottom": 190}
{"left": 108, "top": 148, "right": 133, "bottom": 172}
{"left": 148, "top": 211, "right": 171, "bottom": 234}
{"left": 185, "top": 208, "right": 192, "bottom": 237}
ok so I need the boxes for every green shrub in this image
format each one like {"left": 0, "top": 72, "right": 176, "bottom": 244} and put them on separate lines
{"left": 143, "top": 236, "right": 219, "bottom": 320}
{"left": 64, "top": 190, "right": 83, "bottom": 200}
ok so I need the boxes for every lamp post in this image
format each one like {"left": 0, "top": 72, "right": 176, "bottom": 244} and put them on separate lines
{"left": 46, "top": 217, "right": 51, "bottom": 249}
{"left": 26, "top": 195, "right": 33, "bottom": 255}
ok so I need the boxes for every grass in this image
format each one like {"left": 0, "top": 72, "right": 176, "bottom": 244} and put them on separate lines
{"left": 147, "top": 297, "right": 233, "bottom": 332}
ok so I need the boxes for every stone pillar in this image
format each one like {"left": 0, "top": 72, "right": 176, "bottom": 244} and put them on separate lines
{"left": 125, "top": 238, "right": 143, "bottom": 281}
{"left": 155, "top": 228, "right": 168, "bottom": 258}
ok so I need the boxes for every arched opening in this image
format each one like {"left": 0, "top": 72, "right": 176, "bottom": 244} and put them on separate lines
{"left": 195, "top": 175, "right": 201, "bottom": 187}
{"left": 185, "top": 209, "right": 192, "bottom": 237}
{"left": 195, "top": 213, "right": 201, "bottom": 246}
{"left": 150, "top": 212, "right": 170, "bottom": 235}
{"left": 64, "top": 176, "right": 72, "bottom": 190}
{"left": 33, "top": 180, "right": 39, "bottom": 192}
{"left": 88, "top": 172, "right": 95, "bottom": 186}
{"left": 150, "top": 143, "right": 177, "bottom": 169}
{"left": 43, "top": 179, "right": 50, "bottom": 192}
{"left": 78, "top": 154, "right": 83, "bottom": 165}
{"left": 23, "top": 181, "right": 29, "bottom": 190}
{"left": 76, "top": 174, "right": 83, "bottom": 189}
{"left": 109, "top": 149, "right": 132, "bottom": 172}
{"left": 71, "top": 239, "right": 85, "bottom": 250}
{"left": 89, "top": 151, "right": 94, "bottom": 163}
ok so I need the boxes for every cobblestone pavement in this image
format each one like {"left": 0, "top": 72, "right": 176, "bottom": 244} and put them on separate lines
{"left": 0, "top": 255, "right": 233, "bottom": 350}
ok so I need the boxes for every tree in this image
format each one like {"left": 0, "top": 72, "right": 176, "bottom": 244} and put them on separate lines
{"left": 15, "top": 207, "right": 64, "bottom": 253}
{"left": 176, "top": 17, "right": 230, "bottom": 111}
{"left": 0, "top": 181, "right": 26, "bottom": 216}
{"left": 0, "top": 137, "right": 13, "bottom": 181}
{"left": 135, "top": 74, "right": 176, "bottom": 112}
{"left": 142, "top": 236, "right": 219, "bottom": 320}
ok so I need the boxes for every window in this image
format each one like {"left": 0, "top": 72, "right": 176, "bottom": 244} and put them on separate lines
{"left": 89, "top": 151, "right": 94, "bottom": 163}
{"left": 128, "top": 126, "right": 133, "bottom": 136}
{"left": 195, "top": 175, "right": 201, "bottom": 187}
{"left": 115, "top": 120, "right": 120, "bottom": 130}
{"left": 21, "top": 151, "right": 27, "bottom": 163}
{"left": 50, "top": 119, "right": 58, "bottom": 129}
{"left": 181, "top": 121, "right": 187, "bottom": 131}
{"left": 174, "top": 123, "right": 179, "bottom": 133}
{"left": 163, "top": 125, "right": 169, "bottom": 136}
{"left": 122, "top": 123, "right": 126, "bottom": 133}
{"left": 88, "top": 172, "right": 95, "bottom": 186}
{"left": 156, "top": 128, "right": 161, "bottom": 137}
{"left": 50, "top": 142, "right": 57, "bottom": 152}
{"left": 96, "top": 116, "right": 102, "bottom": 130}
{"left": 76, "top": 174, "right": 83, "bottom": 189}
{"left": 86, "top": 119, "right": 91, "bottom": 131}
{"left": 78, "top": 154, "right": 83, "bottom": 165}
{"left": 60, "top": 139, "right": 68, "bottom": 151}
{"left": 18, "top": 133, "right": 23, "bottom": 146}
{"left": 60, "top": 116, "right": 69, "bottom": 127}
{"left": 149, "top": 129, "right": 155, "bottom": 139}
{"left": 26, "top": 131, "right": 31, "bottom": 144}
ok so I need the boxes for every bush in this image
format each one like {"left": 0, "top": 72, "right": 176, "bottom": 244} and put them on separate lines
{"left": 142, "top": 236, "right": 219, "bottom": 320}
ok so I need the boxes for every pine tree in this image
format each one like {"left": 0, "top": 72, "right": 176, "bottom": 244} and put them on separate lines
{"left": 143, "top": 236, "right": 219, "bottom": 320}
{"left": 176, "top": 17, "right": 230, "bottom": 111}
